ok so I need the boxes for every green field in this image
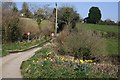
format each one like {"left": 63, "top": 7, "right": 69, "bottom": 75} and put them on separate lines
{"left": 105, "top": 39, "right": 118, "bottom": 55}
{"left": 76, "top": 23, "right": 118, "bottom": 55}
{"left": 76, "top": 23, "right": 118, "bottom": 33}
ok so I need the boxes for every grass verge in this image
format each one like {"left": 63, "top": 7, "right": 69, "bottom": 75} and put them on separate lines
{"left": 2, "top": 38, "right": 50, "bottom": 57}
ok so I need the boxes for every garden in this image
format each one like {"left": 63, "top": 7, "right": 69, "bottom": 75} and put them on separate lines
{"left": 21, "top": 26, "right": 118, "bottom": 78}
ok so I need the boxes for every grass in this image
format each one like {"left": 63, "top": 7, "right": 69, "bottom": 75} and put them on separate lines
{"left": 2, "top": 38, "right": 48, "bottom": 57}
{"left": 21, "top": 48, "right": 89, "bottom": 78}
{"left": 76, "top": 23, "right": 118, "bottom": 33}
{"left": 20, "top": 23, "right": 118, "bottom": 78}
{"left": 21, "top": 48, "right": 116, "bottom": 78}
{"left": 76, "top": 23, "right": 118, "bottom": 55}
{"left": 105, "top": 38, "right": 118, "bottom": 55}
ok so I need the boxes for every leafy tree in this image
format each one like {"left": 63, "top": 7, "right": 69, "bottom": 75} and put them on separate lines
{"left": 21, "top": 2, "right": 33, "bottom": 18}
{"left": 86, "top": 7, "right": 101, "bottom": 24}
{"left": 57, "top": 7, "right": 80, "bottom": 29}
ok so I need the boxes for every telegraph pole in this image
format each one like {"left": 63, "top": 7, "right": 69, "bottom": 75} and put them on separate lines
{"left": 55, "top": 2, "right": 58, "bottom": 36}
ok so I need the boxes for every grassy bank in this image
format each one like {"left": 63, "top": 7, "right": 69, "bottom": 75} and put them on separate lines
{"left": 2, "top": 38, "right": 48, "bottom": 57}
{"left": 105, "top": 38, "right": 118, "bottom": 55}
{"left": 21, "top": 48, "right": 117, "bottom": 78}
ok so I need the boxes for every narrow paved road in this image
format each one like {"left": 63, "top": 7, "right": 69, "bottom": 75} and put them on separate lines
{"left": 0, "top": 43, "right": 50, "bottom": 79}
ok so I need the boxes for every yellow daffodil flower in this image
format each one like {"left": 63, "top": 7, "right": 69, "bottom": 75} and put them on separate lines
{"left": 85, "top": 60, "right": 92, "bottom": 63}
{"left": 61, "top": 58, "right": 64, "bottom": 61}
{"left": 94, "top": 62, "right": 96, "bottom": 64}
{"left": 47, "top": 52, "right": 52, "bottom": 55}
{"left": 80, "top": 60, "right": 84, "bottom": 64}
{"left": 88, "top": 60, "right": 92, "bottom": 63}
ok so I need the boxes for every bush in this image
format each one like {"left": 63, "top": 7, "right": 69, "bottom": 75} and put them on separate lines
{"left": 55, "top": 27, "right": 107, "bottom": 59}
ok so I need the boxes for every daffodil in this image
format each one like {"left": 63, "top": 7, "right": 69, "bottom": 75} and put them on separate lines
{"left": 61, "top": 58, "right": 64, "bottom": 61}
{"left": 94, "top": 62, "right": 96, "bottom": 64}
{"left": 85, "top": 60, "right": 88, "bottom": 63}
{"left": 80, "top": 60, "right": 84, "bottom": 64}
{"left": 87, "top": 60, "right": 92, "bottom": 63}
{"left": 47, "top": 51, "right": 52, "bottom": 55}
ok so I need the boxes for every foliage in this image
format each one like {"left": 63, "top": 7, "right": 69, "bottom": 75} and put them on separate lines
{"left": 86, "top": 7, "right": 101, "bottom": 24}
{"left": 76, "top": 23, "right": 118, "bottom": 55}
{"left": 18, "top": 18, "right": 40, "bottom": 40}
{"left": 99, "top": 19, "right": 117, "bottom": 25}
{"left": 21, "top": 2, "right": 33, "bottom": 18}
{"left": 55, "top": 6, "right": 80, "bottom": 30}
{"left": 34, "top": 7, "right": 52, "bottom": 26}
{"left": 2, "top": 2, "right": 21, "bottom": 42}
{"left": 55, "top": 27, "right": 107, "bottom": 59}
{"left": 21, "top": 48, "right": 117, "bottom": 78}
{"left": 10, "top": 17, "right": 21, "bottom": 42}
{"left": 21, "top": 48, "right": 90, "bottom": 78}
{"left": 12, "top": 3, "right": 18, "bottom": 12}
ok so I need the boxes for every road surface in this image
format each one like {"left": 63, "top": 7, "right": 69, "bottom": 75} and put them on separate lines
{"left": 0, "top": 43, "right": 50, "bottom": 79}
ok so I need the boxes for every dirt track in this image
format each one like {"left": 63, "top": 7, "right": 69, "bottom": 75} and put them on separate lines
{"left": 0, "top": 43, "right": 50, "bottom": 79}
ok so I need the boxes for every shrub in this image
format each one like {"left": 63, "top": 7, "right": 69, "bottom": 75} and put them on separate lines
{"left": 55, "top": 27, "right": 107, "bottom": 60}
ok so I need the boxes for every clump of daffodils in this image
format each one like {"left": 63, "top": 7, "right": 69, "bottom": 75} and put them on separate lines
{"left": 47, "top": 51, "right": 52, "bottom": 55}
{"left": 38, "top": 50, "right": 97, "bottom": 68}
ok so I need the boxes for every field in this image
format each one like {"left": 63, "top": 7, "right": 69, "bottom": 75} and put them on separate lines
{"left": 76, "top": 23, "right": 118, "bottom": 33}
